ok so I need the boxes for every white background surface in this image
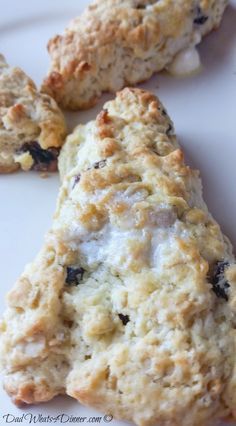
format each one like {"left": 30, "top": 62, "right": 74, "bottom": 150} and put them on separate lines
{"left": 0, "top": 0, "right": 236, "bottom": 424}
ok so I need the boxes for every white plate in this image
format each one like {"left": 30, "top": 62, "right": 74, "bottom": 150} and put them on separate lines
{"left": 0, "top": 1, "right": 236, "bottom": 425}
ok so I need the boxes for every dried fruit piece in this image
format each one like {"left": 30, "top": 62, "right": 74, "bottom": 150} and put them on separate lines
{"left": 194, "top": 7, "right": 209, "bottom": 25}
{"left": 211, "top": 261, "right": 230, "bottom": 301}
{"left": 18, "top": 142, "right": 59, "bottom": 172}
{"left": 65, "top": 267, "right": 85, "bottom": 286}
{"left": 72, "top": 174, "right": 81, "bottom": 188}
{"left": 93, "top": 160, "right": 107, "bottom": 169}
{"left": 118, "top": 314, "right": 130, "bottom": 326}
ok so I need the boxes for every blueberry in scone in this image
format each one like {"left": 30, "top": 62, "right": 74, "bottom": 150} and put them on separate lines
{"left": 0, "top": 55, "right": 66, "bottom": 173}
{"left": 42, "top": 0, "right": 228, "bottom": 110}
{"left": 1, "top": 88, "right": 236, "bottom": 426}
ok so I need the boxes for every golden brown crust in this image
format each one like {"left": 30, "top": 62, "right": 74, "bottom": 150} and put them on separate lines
{"left": 0, "top": 163, "right": 20, "bottom": 173}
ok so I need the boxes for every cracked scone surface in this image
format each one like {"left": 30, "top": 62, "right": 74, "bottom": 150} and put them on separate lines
{"left": 42, "top": 0, "right": 227, "bottom": 110}
{"left": 0, "top": 55, "right": 66, "bottom": 173}
{"left": 1, "top": 88, "right": 236, "bottom": 426}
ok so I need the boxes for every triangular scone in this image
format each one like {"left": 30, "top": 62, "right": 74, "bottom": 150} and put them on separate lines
{"left": 1, "top": 88, "right": 236, "bottom": 426}
{"left": 0, "top": 55, "right": 66, "bottom": 173}
{"left": 42, "top": 0, "right": 227, "bottom": 110}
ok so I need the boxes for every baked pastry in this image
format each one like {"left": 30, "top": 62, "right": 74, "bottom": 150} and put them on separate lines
{"left": 0, "top": 55, "right": 66, "bottom": 173}
{"left": 42, "top": 0, "right": 227, "bottom": 110}
{"left": 1, "top": 88, "right": 236, "bottom": 426}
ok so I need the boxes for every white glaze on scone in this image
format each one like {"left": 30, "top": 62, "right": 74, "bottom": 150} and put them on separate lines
{"left": 0, "top": 55, "right": 66, "bottom": 173}
{"left": 42, "top": 0, "right": 227, "bottom": 110}
{"left": 1, "top": 89, "right": 236, "bottom": 426}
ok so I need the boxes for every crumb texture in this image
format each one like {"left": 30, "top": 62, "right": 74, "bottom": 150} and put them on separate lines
{"left": 1, "top": 88, "right": 236, "bottom": 426}
{"left": 0, "top": 54, "right": 66, "bottom": 173}
{"left": 42, "top": 0, "right": 227, "bottom": 109}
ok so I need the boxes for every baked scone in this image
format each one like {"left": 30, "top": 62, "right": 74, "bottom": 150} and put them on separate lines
{"left": 0, "top": 55, "right": 66, "bottom": 173}
{"left": 1, "top": 88, "right": 236, "bottom": 426}
{"left": 42, "top": 0, "right": 227, "bottom": 110}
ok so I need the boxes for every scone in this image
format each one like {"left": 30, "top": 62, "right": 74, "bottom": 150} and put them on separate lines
{"left": 1, "top": 88, "right": 236, "bottom": 426}
{"left": 0, "top": 55, "right": 66, "bottom": 173}
{"left": 42, "top": 0, "right": 227, "bottom": 110}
